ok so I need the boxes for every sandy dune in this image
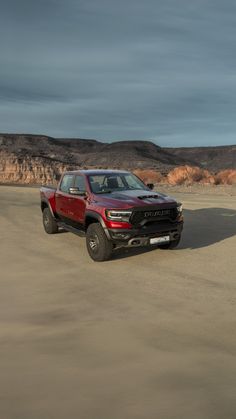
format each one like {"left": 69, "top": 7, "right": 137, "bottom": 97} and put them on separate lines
{"left": 0, "top": 185, "right": 236, "bottom": 419}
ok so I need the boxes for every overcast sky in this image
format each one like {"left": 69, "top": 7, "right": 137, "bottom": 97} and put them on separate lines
{"left": 0, "top": 0, "right": 236, "bottom": 146}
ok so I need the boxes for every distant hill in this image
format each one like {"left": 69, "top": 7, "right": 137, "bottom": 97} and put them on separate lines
{"left": 0, "top": 134, "right": 188, "bottom": 171}
{"left": 165, "top": 145, "right": 236, "bottom": 172}
{"left": 0, "top": 133, "right": 236, "bottom": 184}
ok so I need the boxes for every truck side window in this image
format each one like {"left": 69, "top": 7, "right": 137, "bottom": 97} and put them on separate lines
{"left": 74, "top": 175, "right": 86, "bottom": 191}
{"left": 60, "top": 175, "right": 74, "bottom": 193}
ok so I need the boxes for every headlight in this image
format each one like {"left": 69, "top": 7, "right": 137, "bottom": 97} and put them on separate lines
{"left": 177, "top": 204, "right": 183, "bottom": 213}
{"left": 105, "top": 210, "right": 132, "bottom": 222}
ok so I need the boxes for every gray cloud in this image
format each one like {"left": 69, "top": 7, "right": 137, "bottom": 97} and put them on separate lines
{"left": 0, "top": 0, "right": 236, "bottom": 146}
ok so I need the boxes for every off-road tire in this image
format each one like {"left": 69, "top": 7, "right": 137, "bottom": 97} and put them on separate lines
{"left": 42, "top": 207, "right": 58, "bottom": 234}
{"left": 159, "top": 236, "right": 181, "bottom": 250}
{"left": 86, "top": 223, "right": 113, "bottom": 262}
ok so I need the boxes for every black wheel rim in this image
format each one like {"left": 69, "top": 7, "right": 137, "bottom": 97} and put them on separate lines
{"left": 44, "top": 213, "right": 50, "bottom": 227}
{"left": 89, "top": 233, "right": 99, "bottom": 252}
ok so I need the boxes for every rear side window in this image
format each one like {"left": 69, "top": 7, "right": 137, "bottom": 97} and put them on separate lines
{"left": 60, "top": 175, "right": 74, "bottom": 193}
{"left": 74, "top": 175, "right": 86, "bottom": 191}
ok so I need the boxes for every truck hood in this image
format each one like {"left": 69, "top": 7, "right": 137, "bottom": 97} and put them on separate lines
{"left": 92, "top": 189, "right": 177, "bottom": 209}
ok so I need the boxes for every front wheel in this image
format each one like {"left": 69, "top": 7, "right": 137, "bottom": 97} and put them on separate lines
{"left": 42, "top": 207, "right": 58, "bottom": 234}
{"left": 86, "top": 223, "right": 113, "bottom": 261}
{"left": 159, "top": 236, "right": 181, "bottom": 249}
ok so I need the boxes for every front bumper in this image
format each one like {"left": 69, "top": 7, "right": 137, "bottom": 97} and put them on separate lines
{"left": 107, "top": 221, "right": 183, "bottom": 247}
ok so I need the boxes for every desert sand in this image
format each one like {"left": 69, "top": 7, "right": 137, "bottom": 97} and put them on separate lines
{"left": 0, "top": 185, "right": 236, "bottom": 419}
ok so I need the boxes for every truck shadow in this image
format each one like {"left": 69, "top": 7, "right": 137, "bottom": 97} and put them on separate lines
{"left": 179, "top": 207, "right": 236, "bottom": 250}
{"left": 112, "top": 207, "right": 236, "bottom": 260}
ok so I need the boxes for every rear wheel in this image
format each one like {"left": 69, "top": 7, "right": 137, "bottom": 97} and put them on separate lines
{"left": 86, "top": 223, "right": 113, "bottom": 261}
{"left": 42, "top": 207, "right": 58, "bottom": 234}
{"left": 159, "top": 236, "right": 181, "bottom": 249}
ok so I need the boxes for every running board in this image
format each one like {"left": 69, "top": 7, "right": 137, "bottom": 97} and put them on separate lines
{"left": 58, "top": 222, "right": 86, "bottom": 237}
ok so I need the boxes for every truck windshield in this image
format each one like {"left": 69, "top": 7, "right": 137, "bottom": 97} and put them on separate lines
{"left": 88, "top": 173, "right": 149, "bottom": 194}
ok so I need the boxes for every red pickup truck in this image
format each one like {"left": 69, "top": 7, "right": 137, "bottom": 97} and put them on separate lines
{"left": 40, "top": 170, "right": 183, "bottom": 261}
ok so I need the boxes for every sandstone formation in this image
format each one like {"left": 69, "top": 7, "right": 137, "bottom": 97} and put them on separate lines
{"left": 0, "top": 151, "right": 72, "bottom": 185}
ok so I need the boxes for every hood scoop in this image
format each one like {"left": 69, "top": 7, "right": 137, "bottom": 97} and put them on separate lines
{"left": 138, "top": 194, "right": 159, "bottom": 200}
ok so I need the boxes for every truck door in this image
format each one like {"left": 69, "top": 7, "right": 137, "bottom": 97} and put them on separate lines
{"left": 68, "top": 175, "right": 87, "bottom": 224}
{"left": 55, "top": 174, "right": 74, "bottom": 221}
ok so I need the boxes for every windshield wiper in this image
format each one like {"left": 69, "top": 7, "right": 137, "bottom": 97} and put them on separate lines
{"left": 95, "top": 190, "right": 113, "bottom": 194}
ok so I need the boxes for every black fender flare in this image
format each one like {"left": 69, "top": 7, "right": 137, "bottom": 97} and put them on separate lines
{"left": 85, "top": 210, "right": 111, "bottom": 240}
{"left": 41, "top": 199, "right": 57, "bottom": 219}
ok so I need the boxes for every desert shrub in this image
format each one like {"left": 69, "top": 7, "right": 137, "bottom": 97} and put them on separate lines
{"left": 126, "top": 166, "right": 236, "bottom": 186}
{"left": 214, "top": 170, "right": 236, "bottom": 185}
{"left": 167, "top": 166, "right": 214, "bottom": 185}
{"left": 198, "top": 170, "right": 215, "bottom": 184}
{"left": 133, "top": 169, "right": 163, "bottom": 184}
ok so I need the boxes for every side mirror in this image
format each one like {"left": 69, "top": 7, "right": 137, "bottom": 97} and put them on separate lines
{"left": 147, "top": 183, "right": 154, "bottom": 190}
{"left": 69, "top": 187, "right": 87, "bottom": 196}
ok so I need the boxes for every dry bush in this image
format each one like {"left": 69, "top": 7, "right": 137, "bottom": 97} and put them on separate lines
{"left": 167, "top": 166, "right": 215, "bottom": 185}
{"left": 134, "top": 166, "right": 236, "bottom": 186}
{"left": 133, "top": 169, "right": 163, "bottom": 184}
{"left": 214, "top": 170, "right": 236, "bottom": 185}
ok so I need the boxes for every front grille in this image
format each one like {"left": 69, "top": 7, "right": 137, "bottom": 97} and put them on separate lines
{"left": 130, "top": 207, "right": 178, "bottom": 225}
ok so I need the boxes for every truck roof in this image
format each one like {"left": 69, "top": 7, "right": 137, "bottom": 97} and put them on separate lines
{"left": 65, "top": 169, "right": 131, "bottom": 176}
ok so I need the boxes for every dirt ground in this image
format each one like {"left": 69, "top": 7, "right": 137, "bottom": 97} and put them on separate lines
{"left": 0, "top": 185, "right": 236, "bottom": 419}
